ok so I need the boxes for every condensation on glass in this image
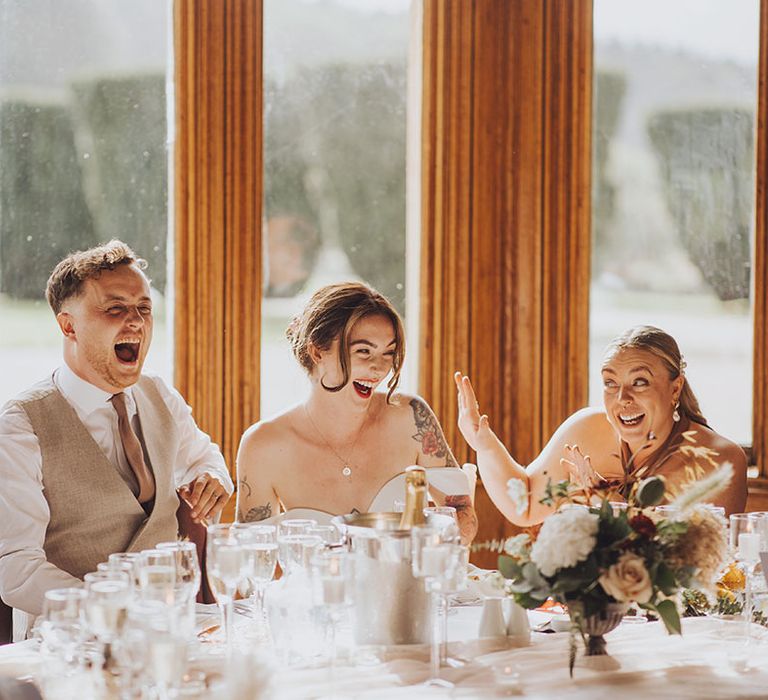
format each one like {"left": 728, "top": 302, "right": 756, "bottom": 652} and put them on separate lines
{"left": 590, "top": 0, "right": 758, "bottom": 444}
{"left": 0, "top": 0, "right": 172, "bottom": 404}
{"left": 261, "top": 0, "right": 417, "bottom": 418}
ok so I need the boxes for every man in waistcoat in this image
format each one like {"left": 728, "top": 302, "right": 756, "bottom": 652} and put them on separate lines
{"left": 0, "top": 240, "right": 233, "bottom": 627}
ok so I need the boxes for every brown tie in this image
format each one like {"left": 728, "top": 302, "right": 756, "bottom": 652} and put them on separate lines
{"left": 110, "top": 392, "right": 155, "bottom": 504}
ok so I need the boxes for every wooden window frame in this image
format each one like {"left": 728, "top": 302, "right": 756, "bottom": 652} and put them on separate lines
{"left": 174, "top": 0, "right": 768, "bottom": 527}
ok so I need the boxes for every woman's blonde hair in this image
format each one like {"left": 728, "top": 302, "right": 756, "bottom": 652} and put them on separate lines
{"left": 286, "top": 282, "right": 405, "bottom": 402}
{"left": 603, "top": 325, "right": 708, "bottom": 427}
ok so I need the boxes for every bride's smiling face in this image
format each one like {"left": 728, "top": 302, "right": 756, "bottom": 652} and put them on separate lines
{"left": 601, "top": 348, "right": 683, "bottom": 446}
{"left": 312, "top": 314, "right": 397, "bottom": 403}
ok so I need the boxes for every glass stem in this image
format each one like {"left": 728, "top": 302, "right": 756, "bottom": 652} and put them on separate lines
{"left": 224, "top": 589, "right": 235, "bottom": 655}
{"left": 329, "top": 617, "right": 337, "bottom": 698}
{"left": 744, "top": 567, "right": 753, "bottom": 643}
{"left": 430, "top": 588, "right": 441, "bottom": 682}
{"left": 440, "top": 593, "right": 448, "bottom": 664}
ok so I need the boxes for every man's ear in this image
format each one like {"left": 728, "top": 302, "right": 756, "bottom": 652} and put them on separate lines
{"left": 56, "top": 312, "right": 75, "bottom": 339}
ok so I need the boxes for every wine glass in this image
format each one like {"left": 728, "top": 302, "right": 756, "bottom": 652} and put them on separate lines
{"left": 311, "top": 550, "right": 352, "bottom": 698}
{"left": 156, "top": 541, "right": 202, "bottom": 604}
{"left": 137, "top": 549, "right": 178, "bottom": 605}
{"left": 730, "top": 513, "right": 761, "bottom": 641}
{"left": 424, "top": 506, "right": 460, "bottom": 542}
{"left": 278, "top": 534, "right": 323, "bottom": 575}
{"left": 411, "top": 525, "right": 461, "bottom": 688}
{"left": 307, "top": 525, "right": 344, "bottom": 547}
{"left": 234, "top": 524, "right": 278, "bottom": 625}
{"left": 207, "top": 525, "right": 247, "bottom": 653}
{"left": 277, "top": 519, "right": 318, "bottom": 572}
{"left": 40, "top": 588, "right": 87, "bottom": 664}
{"left": 84, "top": 569, "right": 131, "bottom": 670}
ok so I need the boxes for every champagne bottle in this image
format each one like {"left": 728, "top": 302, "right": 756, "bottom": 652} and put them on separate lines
{"left": 398, "top": 466, "right": 428, "bottom": 529}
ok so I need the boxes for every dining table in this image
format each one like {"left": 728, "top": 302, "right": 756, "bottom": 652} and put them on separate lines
{"left": 1, "top": 603, "right": 767, "bottom": 699}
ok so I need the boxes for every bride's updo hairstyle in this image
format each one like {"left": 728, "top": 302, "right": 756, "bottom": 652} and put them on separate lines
{"left": 286, "top": 282, "right": 405, "bottom": 402}
{"left": 602, "top": 325, "right": 708, "bottom": 427}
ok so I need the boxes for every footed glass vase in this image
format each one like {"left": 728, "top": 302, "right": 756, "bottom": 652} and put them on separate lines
{"left": 569, "top": 602, "right": 628, "bottom": 657}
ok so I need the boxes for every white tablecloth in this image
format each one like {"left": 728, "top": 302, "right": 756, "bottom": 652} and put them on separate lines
{"left": 2, "top": 608, "right": 768, "bottom": 699}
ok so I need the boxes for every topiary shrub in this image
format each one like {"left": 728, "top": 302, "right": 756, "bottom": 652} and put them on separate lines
{"left": 0, "top": 98, "right": 96, "bottom": 300}
{"left": 71, "top": 74, "right": 168, "bottom": 291}
{"left": 647, "top": 107, "right": 753, "bottom": 301}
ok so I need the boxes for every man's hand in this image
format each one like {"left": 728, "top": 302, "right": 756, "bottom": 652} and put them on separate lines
{"left": 178, "top": 474, "right": 230, "bottom": 524}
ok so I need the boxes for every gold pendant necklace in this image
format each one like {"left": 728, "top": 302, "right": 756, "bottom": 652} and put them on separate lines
{"left": 304, "top": 405, "right": 369, "bottom": 479}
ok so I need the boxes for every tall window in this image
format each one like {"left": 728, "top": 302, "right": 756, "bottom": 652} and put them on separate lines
{"left": 590, "top": 0, "right": 759, "bottom": 445}
{"left": 260, "top": 0, "right": 418, "bottom": 418}
{"left": 0, "top": 0, "right": 172, "bottom": 404}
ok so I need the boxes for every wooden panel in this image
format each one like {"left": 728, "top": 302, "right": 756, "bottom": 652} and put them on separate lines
{"left": 420, "top": 0, "right": 592, "bottom": 561}
{"left": 754, "top": 0, "right": 768, "bottom": 476}
{"left": 540, "top": 0, "right": 593, "bottom": 441}
{"left": 174, "top": 0, "right": 262, "bottom": 490}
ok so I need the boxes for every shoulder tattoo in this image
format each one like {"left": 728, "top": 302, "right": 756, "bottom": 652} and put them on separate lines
{"left": 409, "top": 398, "right": 459, "bottom": 467}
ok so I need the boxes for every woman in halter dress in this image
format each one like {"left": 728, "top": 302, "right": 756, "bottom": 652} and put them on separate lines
{"left": 455, "top": 325, "right": 747, "bottom": 525}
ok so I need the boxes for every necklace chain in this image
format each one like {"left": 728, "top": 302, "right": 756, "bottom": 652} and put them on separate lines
{"left": 304, "top": 405, "right": 369, "bottom": 478}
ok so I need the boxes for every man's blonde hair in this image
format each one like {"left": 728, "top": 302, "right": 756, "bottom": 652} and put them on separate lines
{"left": 46, "top": 240, "right": 147, "bottom": 314}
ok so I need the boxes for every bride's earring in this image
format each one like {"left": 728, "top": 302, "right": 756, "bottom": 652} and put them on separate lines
{"left": 672, "top": 400, "right": 680, "bottom": 422}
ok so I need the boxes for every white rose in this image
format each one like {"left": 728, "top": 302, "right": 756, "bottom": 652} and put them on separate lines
{"left": 530, "top": 507, "right": 599, "bottom": 577}
{"left": 506, "top": 478, "right": 529, "bottom": 516}
{"left": 599, "top": 552, "right": 652, "bottom": 603}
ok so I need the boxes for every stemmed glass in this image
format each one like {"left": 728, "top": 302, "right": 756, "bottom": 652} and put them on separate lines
{"left": 234, "top": 524, "right": 278, "bottom": 625}
{"left": 730, "top": 513, "right": 761, "bottom": 641}
{"left": 411, "top": 525, "right": 461, "bottom": 689}
{"left": 311, "top": 549, "right": 352, "bottom": 698}
{"left": 206, "top": 523, "right": 246, "bottom": 653}
{"left": 423, "top": 506, "right": 466, "bottom": 666}
{"left": 84, "top": 569, "right": 131, "bottom": 669}
{"left": 156, "top": 540, "right": 202, "bottom": 604}
{"left": 39, "top": 588, "right": 87, "bottom": 664}
{"left": 277, "top": 519, "right": 318, "bottom": 572}
{"left": 137, "top": 549, "right": 178, "bottom": 605}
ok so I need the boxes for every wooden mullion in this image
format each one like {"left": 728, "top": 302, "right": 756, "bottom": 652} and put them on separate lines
{"left": 754, "top": 0, "right": 768, "bottom": 476}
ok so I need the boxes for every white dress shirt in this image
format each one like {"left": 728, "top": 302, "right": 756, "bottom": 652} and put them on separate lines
{"left": 0, "top": 365, "right": 233, "bottom": 616}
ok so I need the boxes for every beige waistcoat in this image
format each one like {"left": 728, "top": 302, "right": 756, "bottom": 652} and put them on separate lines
{"left": 16, "top": 375, "right": 180, "bottom": 580}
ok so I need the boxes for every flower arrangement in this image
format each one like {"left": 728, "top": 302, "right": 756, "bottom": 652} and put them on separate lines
{"left": 497, "top": 464, "right": 731, "bottom": 673}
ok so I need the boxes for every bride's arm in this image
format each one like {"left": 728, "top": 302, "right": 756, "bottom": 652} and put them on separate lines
{"left": 236, "top": 423, "right": 282, "bottom": 523}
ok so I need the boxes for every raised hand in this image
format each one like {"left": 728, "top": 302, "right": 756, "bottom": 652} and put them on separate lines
{"left": 454, "top": 371, "right": 496, "bottom": 452}
{"left": 178, "top": 474, "right": 230, "bottom": 524}
{"left": 560, "top": 444, "right": 599, "bottom": 490}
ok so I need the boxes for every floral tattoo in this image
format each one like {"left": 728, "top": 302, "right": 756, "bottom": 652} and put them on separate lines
{"left": 410, "top": 398, "right": 459, "bottom": 467}
{"left": 236, "top": 475, "right": 272, "bottom": 522}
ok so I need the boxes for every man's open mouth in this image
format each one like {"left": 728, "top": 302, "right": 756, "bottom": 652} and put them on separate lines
{"left": 618, "top": 412, "right": 644, "bottom": 426}
{"left": 353, "top": 380, "right": 374, "bottom": 398}
{"left": 114, "top": 341, "right": 140, "bottom": 364}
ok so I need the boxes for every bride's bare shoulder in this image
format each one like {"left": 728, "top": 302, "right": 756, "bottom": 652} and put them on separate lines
{"left": 239, "top": 407, "right": 301, "bottom": 457}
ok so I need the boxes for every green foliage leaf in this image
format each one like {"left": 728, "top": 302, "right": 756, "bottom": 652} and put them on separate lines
{"left": 636, "top": 476, "right": 667, "bottom": 508}
{"left": 654, "top": 599, "right": 682, "bottom": 635}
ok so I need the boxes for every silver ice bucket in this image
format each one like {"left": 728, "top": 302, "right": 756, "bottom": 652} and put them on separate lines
{"left": 333, "top": 512, "right": 430, "bottom": 646}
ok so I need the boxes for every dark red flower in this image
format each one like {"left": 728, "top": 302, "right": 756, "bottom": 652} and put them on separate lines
{"left": 629, "top": 514, "right": 657, "bottom": 538}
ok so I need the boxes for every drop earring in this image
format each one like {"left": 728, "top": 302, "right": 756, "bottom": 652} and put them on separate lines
{"left": 672, "top": 401, "right": 680, "bottom": 422}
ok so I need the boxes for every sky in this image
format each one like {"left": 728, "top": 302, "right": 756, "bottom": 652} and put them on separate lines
{"left": 594, "top": 0, "right": 760, "bottom": 65}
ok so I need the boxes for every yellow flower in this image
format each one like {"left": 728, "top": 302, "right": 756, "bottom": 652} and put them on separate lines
{"left": 719, "top": 563, "right": 746, "bottom": 592}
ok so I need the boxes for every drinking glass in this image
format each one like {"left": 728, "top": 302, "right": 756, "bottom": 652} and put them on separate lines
{"left": 40, "top": 588, "right": 87, "bottom": 663}
{"left": 126, "top": 599, "right": 188, "bottom": 700}
{"left": 234, "top": 524, "right": 278, "bottom": 624}
{"left": 730, "top": 513, "right": 761, "bottom": 641}
{"left": 278, "top": 534, "right": 323, "bottom": 574}
{"left": 207, "top": 525, "right": 246, "bottom": 653}
{"left": 424, "top": 506, "right": 460, "bottom": 542}
{"left": 84, "top": 570, "right": 131, "bottom": 654}
{"left": 439, "top": 545, "right": 469, "bottom": 666}
{"left": 411, "top": 525, "right": 461, "bottom": 688}
{"left": 277, "top": 519, "right": 318, "bottom": 571}
{"left": 156, "top": 541, "right": 202, "bottom": 604}
{"left": 137, "top": 549, "right": 178, "bottom": 605}
{"left": 311, "top": 550, "right": 352, "bottom": 698}
{"left": 307, "top": 525, "right": 344, "bottom": 547}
